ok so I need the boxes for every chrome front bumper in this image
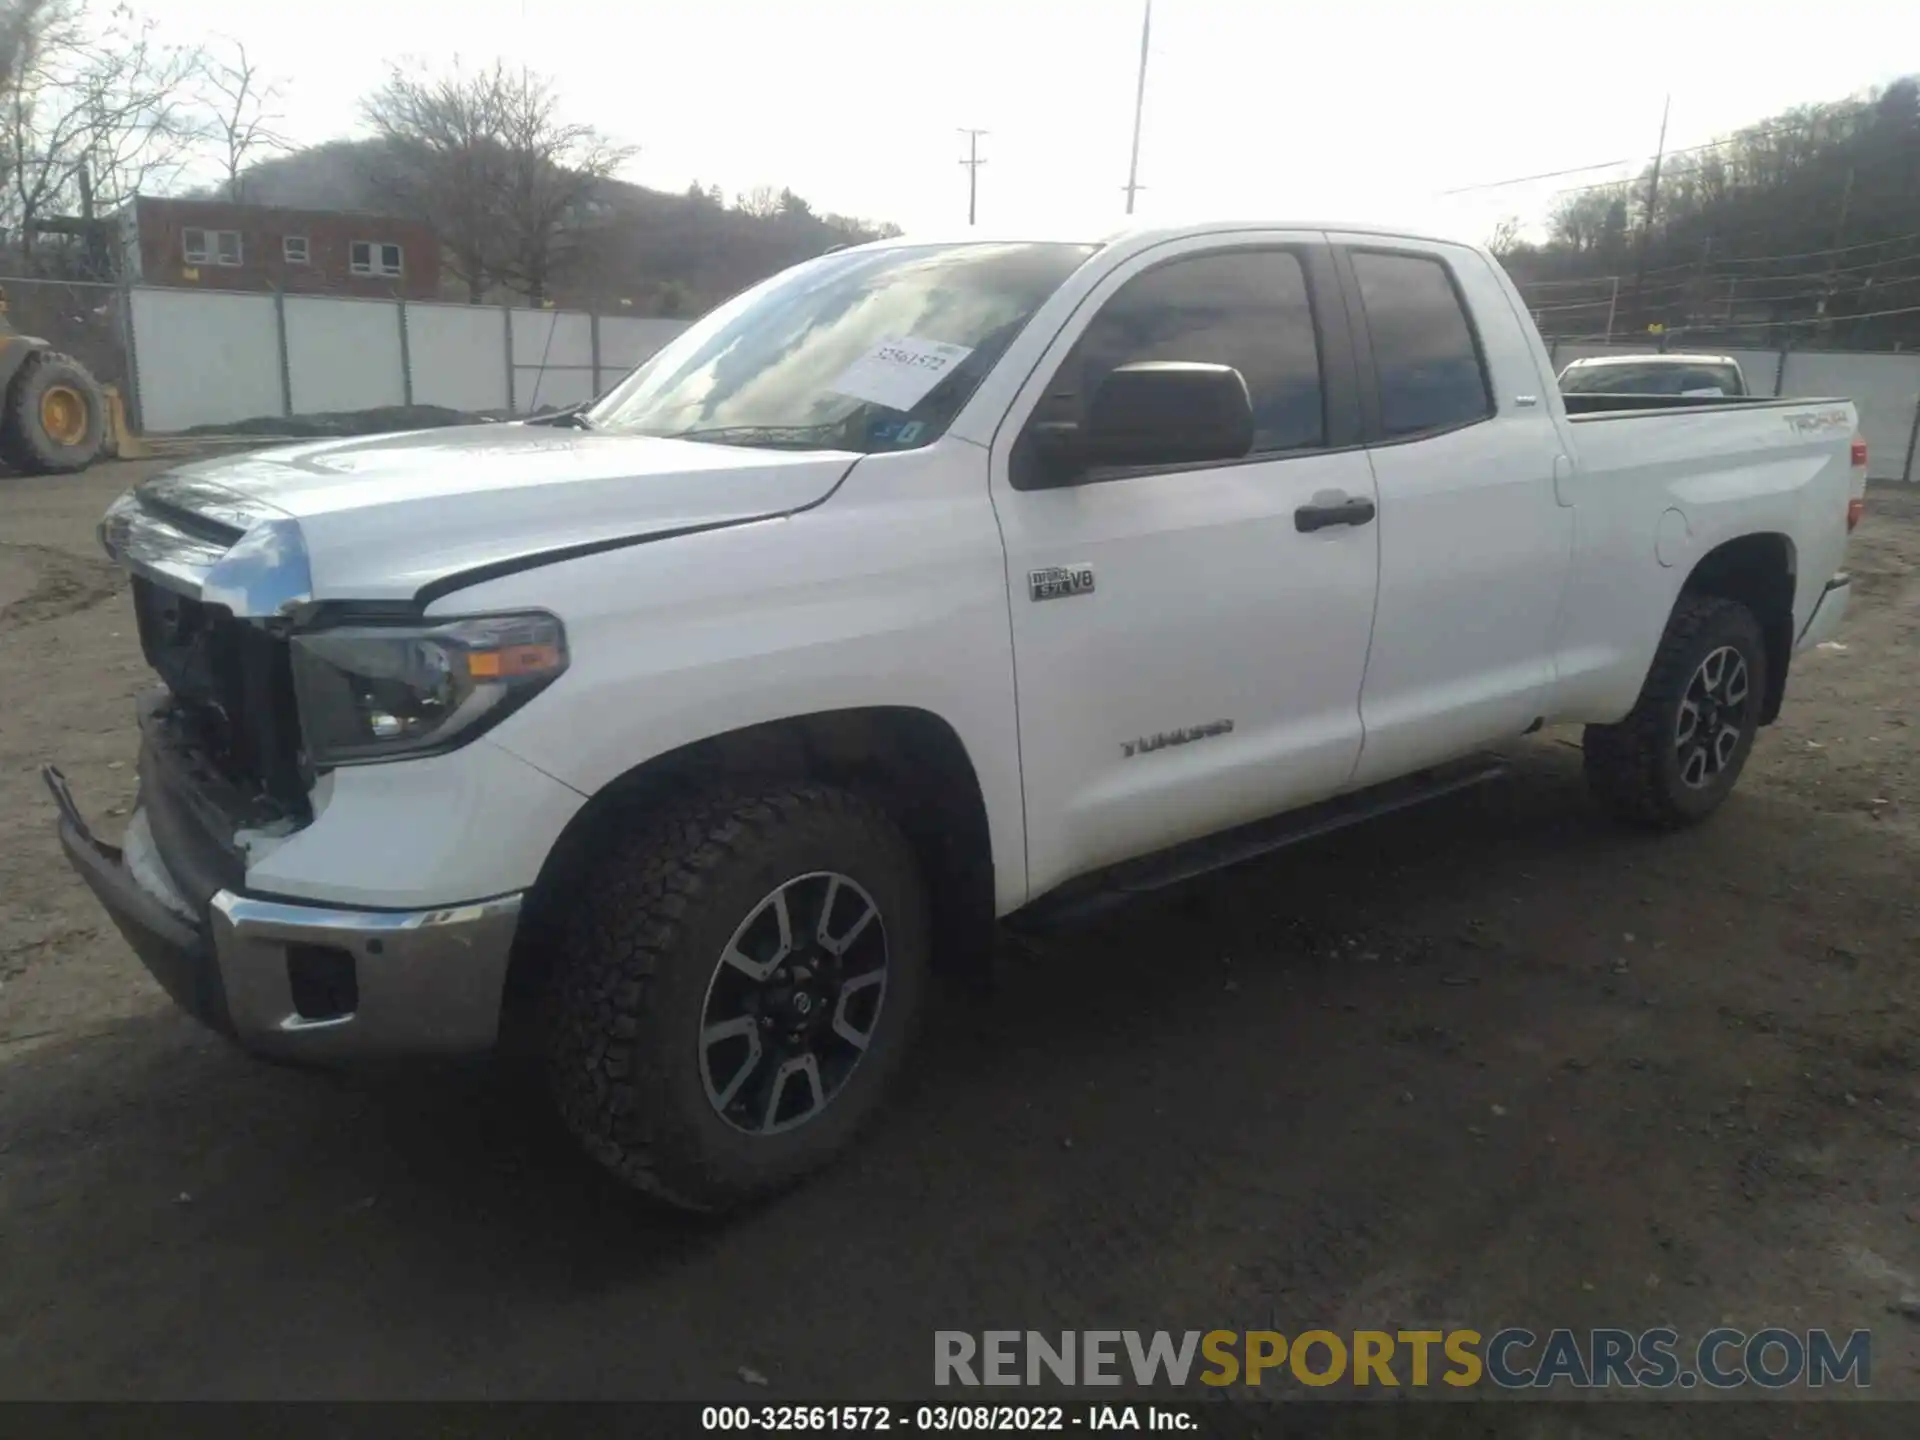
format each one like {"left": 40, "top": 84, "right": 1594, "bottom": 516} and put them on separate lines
{"left": 47, "top": 766, "right": 521, "bottom": 1063}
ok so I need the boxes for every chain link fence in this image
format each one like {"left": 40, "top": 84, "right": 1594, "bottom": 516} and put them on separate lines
{"left": 0, "top": 276, "right": 133, "bottom": 401}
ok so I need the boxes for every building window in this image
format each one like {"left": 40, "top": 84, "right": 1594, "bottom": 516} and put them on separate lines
{"left": 283, "top": 235, "right": 310, "bottom": 265}
{"left": 184, "top": 228, "right": 243, "bottom": 266}
{"left": 349, "top": 241, "right": 404, "bottom": 278}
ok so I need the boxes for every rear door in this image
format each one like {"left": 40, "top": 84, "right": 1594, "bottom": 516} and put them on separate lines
{"left": 1329, "top": 238, "right": 1575, "bottom": 787}
{"left": 988, "top": 233, "right": 1382, "bottom": 898}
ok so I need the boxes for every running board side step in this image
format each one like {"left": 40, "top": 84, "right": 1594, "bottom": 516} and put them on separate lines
{"left": 1010, "top": 753, "right": 1511, "bottom": 932}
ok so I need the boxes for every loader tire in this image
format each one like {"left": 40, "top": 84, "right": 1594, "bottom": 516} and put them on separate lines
{"left": 1, "top": 351, "right": 107, "bottom": 475}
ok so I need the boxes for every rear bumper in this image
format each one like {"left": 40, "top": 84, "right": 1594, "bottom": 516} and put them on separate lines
{"left": 47, "top": 765, "right": 521, "bottom": 1063}
{"left": 1796, "top": 572, "right": 1851, "bottom": 652}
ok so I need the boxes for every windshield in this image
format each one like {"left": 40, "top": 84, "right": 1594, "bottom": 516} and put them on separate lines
{"left": 1559, "top": 361, "right": 1744, "bottom": 397}
{"left": 587, "top": 241, "right": 1097, "bottom": 452}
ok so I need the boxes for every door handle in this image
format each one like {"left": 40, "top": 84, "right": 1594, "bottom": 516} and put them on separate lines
{"left": 1294, "top": 494, "right": 1377, "bottom": 533}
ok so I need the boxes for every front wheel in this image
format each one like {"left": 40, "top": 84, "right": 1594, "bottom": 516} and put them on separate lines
{"left": 547, "top": 782, "right": 929, "bottom": 1211}
{"left": 1583, "top": 595, "right": 1768, "bottom": 829}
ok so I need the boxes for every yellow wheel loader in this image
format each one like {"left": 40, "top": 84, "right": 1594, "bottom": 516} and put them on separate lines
{"left": 0, "top": 283, "right": 109, "bottom": 475}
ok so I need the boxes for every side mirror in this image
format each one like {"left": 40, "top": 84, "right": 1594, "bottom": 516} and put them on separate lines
{"left": 1013, "top": 360, "right": 1255, "bottom": 489}
{"left": 1081, "top": 361, "right": 1253, "bottom": 470}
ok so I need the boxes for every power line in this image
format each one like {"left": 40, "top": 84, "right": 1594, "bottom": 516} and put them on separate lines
{"left": 1522, "top": 249, "right": 1920, "bottom": 296}
{"left": 1656, "top": 301, "right": 1920, "bottom": 333}
{"left": 1514, "top": 237, "right": 1920, "bottom": 292}
{"left": 1523, "top": 265, "right": 1920, "bottom": 312}
{"left": 1441, "top": 120, "right": 1814, "bottom": 197}
{"left": 1439, "top": 157, "right": 1634, "bottom": 196}
{"left": 1707, "top": 229, "right": 1920, "bottom": 267}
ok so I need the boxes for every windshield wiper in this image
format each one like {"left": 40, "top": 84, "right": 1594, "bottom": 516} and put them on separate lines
{"left": 527, "top": 402, "right": 595, "bottom": 429}
{"left": 661, "top": 423, "right": 848, "bottom": 450}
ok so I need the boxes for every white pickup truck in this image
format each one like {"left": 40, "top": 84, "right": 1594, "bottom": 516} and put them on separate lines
{"left": 49, "top": 220, "right": 1867, "bottom": 1211}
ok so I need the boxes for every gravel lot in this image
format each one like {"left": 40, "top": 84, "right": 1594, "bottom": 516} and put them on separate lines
{"left": 2, "top": 461, "right": 1917, "bottom": 1411}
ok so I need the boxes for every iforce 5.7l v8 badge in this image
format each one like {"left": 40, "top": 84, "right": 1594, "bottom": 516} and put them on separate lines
{"left": 1028, "top": 564, "right": 1096, "bottom": 602}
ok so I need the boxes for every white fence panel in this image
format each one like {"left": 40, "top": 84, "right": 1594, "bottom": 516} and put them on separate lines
{"left": 285, "top": 296, "right": 405, "bottom": 416}
{"left": 1779, "top": 351, "right": 1920, "bottom": 482}
{"left": 599, "top": 316, "right": 689, "bottom": 371}
{"left": 131, "top": 288, "right": 282, "bottom": 432}
{"left": 509, "top": 310, "right": 594, "bottom": 412}
{"left": 406, "top": 303, "right": 509, "bottom": 414}
{"left": 127, "top": 290, "right": 1920, "bottom": 478}
{"left": 510, "top": 309, "right": 593, "bottom": 365}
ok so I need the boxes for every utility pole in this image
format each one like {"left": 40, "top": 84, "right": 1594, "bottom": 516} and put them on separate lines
{"left": 1123, "top": 0, "right": 1152, "bottom": 215}
{"left": 958, "top": 128, "right": 989, "bottom": 226}
{"left": 1817, "top": 163, "right": 1855, "bottom": 341}
{"left": 1630, "top": 93, "right": 1671, "bottom": 332}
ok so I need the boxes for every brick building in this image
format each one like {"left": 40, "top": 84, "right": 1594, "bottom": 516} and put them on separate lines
{"left": 118, "top": 196, "right": 441, "bottom": 300}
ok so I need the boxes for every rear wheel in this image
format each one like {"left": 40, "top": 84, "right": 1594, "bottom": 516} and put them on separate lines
{"left": 1583, "top": 595, "right": 1768, "bottom": 829}
{"left": 546, "top": 782, "right": 930, "bottom": 1211}
{"left": 1, "top": 351, "right": 107, "bottom": 475}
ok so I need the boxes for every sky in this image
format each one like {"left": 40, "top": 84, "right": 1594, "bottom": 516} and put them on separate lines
{"left": 143, "top": 0, "right": 1914, "bottom": 245}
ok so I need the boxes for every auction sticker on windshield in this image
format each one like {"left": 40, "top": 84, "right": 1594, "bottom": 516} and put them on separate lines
{"left": 831, "top": 336, "right": 973, "bottom": 412}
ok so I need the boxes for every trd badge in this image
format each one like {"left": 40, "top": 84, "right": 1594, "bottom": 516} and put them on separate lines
{"left": 1029, "top": 564, "right": 1096, "bottom": 602}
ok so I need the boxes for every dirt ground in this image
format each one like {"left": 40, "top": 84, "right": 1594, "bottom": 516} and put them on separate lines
{"left": 2, "top": 461, "right": 1917, "bottom": 1415}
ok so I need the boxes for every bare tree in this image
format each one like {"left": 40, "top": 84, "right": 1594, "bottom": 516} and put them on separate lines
{"left": 734, "top": 184, "right": 782, "bottom": 218}
{"left": 491, "top": 66, "right": 631, "bottom": 305}
{"left": 1486, "top": 215, "right": 1523, "bottom": 259}
{"left": 0, "top": 0, "right": 46, "bottom": 99}
{"left": 362, "top": 59, "right": 631, "bottom": 305}
{"left": 2, "top": 0, "right": 203, "bottom": 267}
{"left": 363, "top": 60, "right": 511, "bottom": 301}
{"left": 203, "top": 37, "right": 290, "bottom": 202}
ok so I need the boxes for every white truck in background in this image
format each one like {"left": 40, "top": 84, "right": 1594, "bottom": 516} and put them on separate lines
{"left": 1559, "top": 352, "right": 1754, "bottom": 399}
{"left": 49, "top": 220, "right": 1867, "bottom": 1211}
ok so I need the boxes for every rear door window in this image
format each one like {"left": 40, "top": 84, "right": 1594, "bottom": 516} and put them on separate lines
{"left": 1350, "top": 251, "right": 1494, "bottom": 438}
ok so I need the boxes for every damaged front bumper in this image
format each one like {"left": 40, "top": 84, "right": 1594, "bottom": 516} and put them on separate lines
{"left": 45, "top": 757, "right": 523, "bottom": 1064}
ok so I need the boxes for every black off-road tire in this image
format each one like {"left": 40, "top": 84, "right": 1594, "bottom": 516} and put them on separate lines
{"left": 1, "top": 351, "right": 107, "bottom": 475}
{"left": 1583, "top": 594, "right": 1769, "bottom": 829}
{"left": 547, "top": 782, "right": 930, "bottom": 1212}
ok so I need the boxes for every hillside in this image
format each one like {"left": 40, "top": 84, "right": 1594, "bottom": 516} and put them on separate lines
{"left": 1499, "top": 76, "right": 1920, "bottom": 351}
{"left": 225, "top": 139, "right": 899, "bottom": 315}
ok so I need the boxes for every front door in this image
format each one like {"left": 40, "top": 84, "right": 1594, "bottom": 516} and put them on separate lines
{"left": 989, "top": 235, "right": 1383, "bottom": 899}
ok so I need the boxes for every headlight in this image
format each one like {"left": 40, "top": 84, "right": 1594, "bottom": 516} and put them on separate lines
{"left": 290, "top": 613, "right": 567, "bottom": 766}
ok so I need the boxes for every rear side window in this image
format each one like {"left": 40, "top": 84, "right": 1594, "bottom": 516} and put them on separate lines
{"left": 1351, "top": 251, "right": 1492, "bottom": 438}
{"left": 1040, "top": 248, "right": 1326, "bottom": 456}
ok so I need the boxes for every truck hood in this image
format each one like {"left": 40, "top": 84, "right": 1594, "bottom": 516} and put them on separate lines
{"left": 102, "top": 423, "right": 859, "bottom": 610}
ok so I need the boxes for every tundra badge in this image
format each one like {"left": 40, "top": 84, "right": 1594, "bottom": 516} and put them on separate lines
{"left": 1029, "top": 564, "right": 1096, "bottom": 602}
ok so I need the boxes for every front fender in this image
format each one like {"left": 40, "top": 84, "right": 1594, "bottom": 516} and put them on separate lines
{"left": 434, "top": 446, "right": 1031, "bottom": 912}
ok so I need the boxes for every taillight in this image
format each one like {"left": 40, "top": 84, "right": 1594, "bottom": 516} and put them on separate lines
{"left": 1851, "top": 438, "right": 1868, "bottom": 468}
{"left": 1848, "top": 497, "right": 1866, "bottom": 531}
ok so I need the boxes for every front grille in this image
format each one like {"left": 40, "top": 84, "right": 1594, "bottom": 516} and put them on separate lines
{"left": 130, "top": 576, "right": 308, "bottom": 814}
